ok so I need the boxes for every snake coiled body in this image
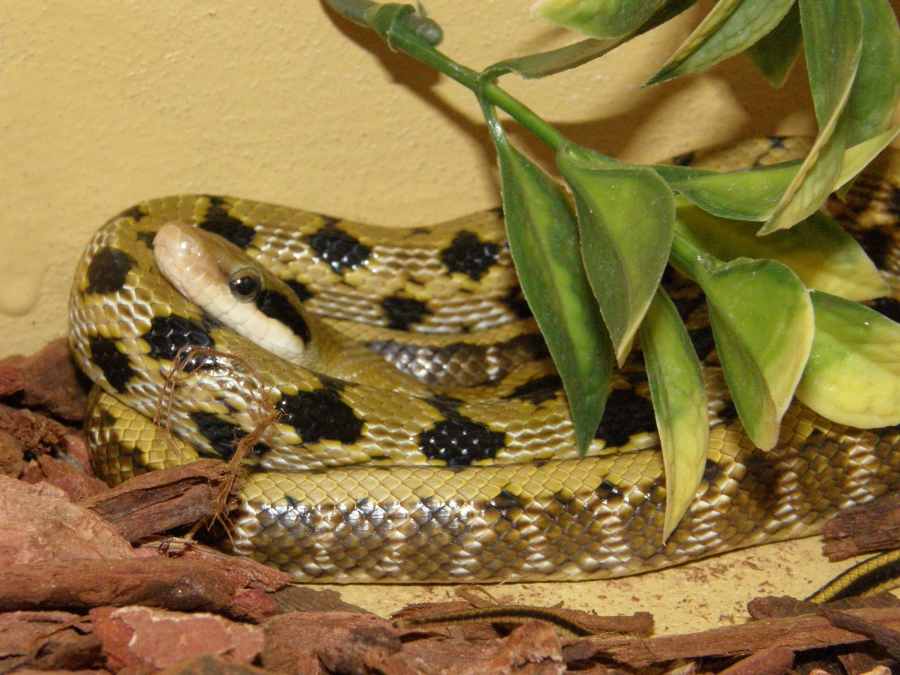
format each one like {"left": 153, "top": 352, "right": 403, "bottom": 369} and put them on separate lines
{"left": 69, "top": 138, "right": 900, "bottom": 583}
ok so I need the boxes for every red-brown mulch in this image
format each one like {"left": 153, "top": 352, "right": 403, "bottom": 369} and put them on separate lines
{"left": 2, "top": 338, "right": 900, "bottom": 675}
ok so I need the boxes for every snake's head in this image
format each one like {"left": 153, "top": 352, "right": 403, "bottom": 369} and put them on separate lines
{"left": 153, "top": 221, "right": 312, "bottom": 364}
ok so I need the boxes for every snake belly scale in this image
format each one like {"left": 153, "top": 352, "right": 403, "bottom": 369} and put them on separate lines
{"left": 69, "top": 138, "right": 900, "bottom": 583}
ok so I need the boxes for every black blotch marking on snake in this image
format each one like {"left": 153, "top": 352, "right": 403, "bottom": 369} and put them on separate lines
{"left": 648, "top": 480, "right": 667, "bottom": 506}
{"left": 702, "top": 460, "right": 720, "bottom": 485}
{"left": 279, "top": 494, "right": 308, "bottom": 516}
{"left": 419, "top": 396, "right": 505, "bottom": 466}
{"left": 317, "top": 373, "right": 349, "bottom": 393}
{"left": 595, "top": 388, "right": 657, "bottom": 447}
{"left": 89, "top": 336, "right": 136, "bottom": 393}
{"left": 741, "top": 451, "right": 782, "bottom": 515}
{"left": 552, "top": 487, "right": 575, "bottom": 506}
{"left": 888, "top": 185, "right": 900, "bottom": 218}
{"left": 276, "top": 388, "right": 363, "bottom": 445}
{"left": 767, "top": 136, "right": 786, "bottom": 149}
{"left": 381, "top": 295, "right": 430, "bottom": 331}
{"left": 503, "top": 287, "right": 533, "bottom": 319}
{"left": 508, "top": 333, "right": 550, "bottom": 361}
{"left": 832, "top": 177, "right": 880, "bottom": 216}
{"left": 852, "top": 226, "right": 893, "bottom": 270}
{"left": 117, "top": 204, "right": 148, "bottom": 222}
{"left": 142, "top": 315, "right": 215, "bottom": 371}
{"left": 441, "top": 231, "right": 500, "bottom": 281}
{"left": 688, "top": 324, "right": 716, "bottom": 360}
{"left": 198, "top": 196, "right": 257, "bottom": 249}
{"left": 668, "top": 282, "right": 707, "bottom": 323}
{"left": 671, "top": 151, "right": 695, "bottom": 166}
{"left": 661, "top": 265, "right": 678, "bottom": 288}
{"left": 255, "top": 288, "right": 312, "bottom": 344}
{"left": 488, "top": 490, "right": 523, "bottom": 517}
{"left": 135, "top": 231, "right": 157, "bottom": 249}
{"left": 508, "top": 374, "right": 564, "bottom": 406}
{"left": 85, "top": 247, "right": 136, "bottom": 294}
{"left": 99, "top": 409, "right": 118, "bottom": 430}
{"left": 717, "top": 399, "right": 739, "bottom": 424}
{"left": 305, "top": 225, "right": 372, "bottom": 274}
{"left": 427, "top": 394, "right": 465, "bottom": 418}
{"left": 190, "top": 412, "right": 265, "bottom": 460}
{"left": 284, "top": 279, "right": 313, "bottom": 303}
{"left": 594, "top": 479, "right": 622, "bottom": 503}
{"left": 871, "top": 297, "right": 900, "bottom": 324}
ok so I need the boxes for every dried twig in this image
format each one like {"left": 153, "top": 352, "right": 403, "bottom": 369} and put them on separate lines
{"left": 154, "top": 345, "right": 281, "bottom": 541}
{"left": 584, "top": 607, "right": 900, "bottom": 667}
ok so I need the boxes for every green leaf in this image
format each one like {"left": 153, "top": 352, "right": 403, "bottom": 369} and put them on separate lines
{"left": 671, "top": 235, "right": 814, "bottom": 450}
{"left": 706, "top": 260, "right": 814, "bottom": 450}
{"left": 646, "top": 0, "right": 796, "bottom": 86}
{"left": 483, "top": 106, "right": 614, "bottom": 454}
{"left": 762, "top": 109, "right": 852, "bottom": 235}
{"left": 797, "top": 291, "right": 900, "bottom": 428}
{"left": 846, "top": 0, "right": 900, "bottom": 146}
{"left": 744, "top": 1, "right": 801, "bottom": 88}
{"left": 802, "top": 0, "right": 864, "bottom": 129}
{"left": 676, "top": 207, "right": 889, "bottom": 302}
{"left": 651, "top": 164, "right": 718, "bottom": 183}
{"left": 835, "top": 125, "right": 900, "bottom": 189}
{"left": 483, "top": 38, "right": 621, "bottom": 82}
{"left": 485, "top": 0, "right": 700, "bottom": 80}
{"left": 761, "top": 0, "right": 863, "bottom": 233}
{"left": 639, "top": 288, "right": 709, "bottom": 541}
{"left": 670, "top": 160, "right": 802, "bottom": 221}
{"left": 557, "top": 144, "right": 675, "bottom": 365}
{"left": 641, "top": 0, "right": 704, "bottom": 34}
{"left": 531, "top": 0, "right": 667, "bottom": 39}
{"left": 666, "top": 134, "right": 898, "bottom": 222}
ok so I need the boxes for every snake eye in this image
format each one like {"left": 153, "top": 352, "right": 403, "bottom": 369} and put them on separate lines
{"left": 229, "top": 269, "right": 262, "bottom": 303}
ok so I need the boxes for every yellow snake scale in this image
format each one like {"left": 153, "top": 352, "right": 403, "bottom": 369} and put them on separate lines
{"left": 69, "top": 138, "right": 900, "bottom": 583}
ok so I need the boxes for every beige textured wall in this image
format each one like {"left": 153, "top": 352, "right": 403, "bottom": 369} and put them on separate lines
{"left": 0, "top": 0, "right": 889, "bottom": 356}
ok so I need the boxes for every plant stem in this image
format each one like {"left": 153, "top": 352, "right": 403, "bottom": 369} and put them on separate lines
{"left": 324, "top": 0, "right": 569, "bottom": 152}
{"left": 668, "top": 230, "right": 708, "bottom": 282}
{"left": 482, "top": 82, "right": 567, "bottom": 152}
{"left": 325, "top": 0, "right": 378, "bottom": 23}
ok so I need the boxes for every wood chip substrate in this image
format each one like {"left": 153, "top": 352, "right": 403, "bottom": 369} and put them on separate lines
{"left": 2, "top": 338, "right": 900, "bottom": 675}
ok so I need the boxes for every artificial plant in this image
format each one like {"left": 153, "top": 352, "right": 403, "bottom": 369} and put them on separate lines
{"left": 325, "top": 0, "right": 900, "bottom": 537}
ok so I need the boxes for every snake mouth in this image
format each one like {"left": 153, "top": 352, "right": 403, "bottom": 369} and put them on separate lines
{"left": 153, "top": 221, "right": 309, "bottom": 364}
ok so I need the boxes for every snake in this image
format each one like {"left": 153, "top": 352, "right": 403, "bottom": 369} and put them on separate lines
{"left": 68, "top": 137, "right": 900, "bottom": 585}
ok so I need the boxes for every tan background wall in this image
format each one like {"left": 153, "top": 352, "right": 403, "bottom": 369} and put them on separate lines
{"left": 1, "top": 0, "right": 879, "bottom": 356}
